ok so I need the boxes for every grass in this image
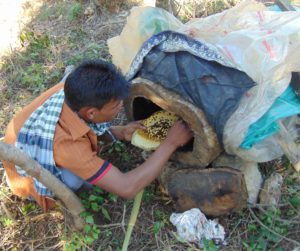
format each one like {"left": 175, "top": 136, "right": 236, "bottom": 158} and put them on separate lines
{"left": 0, "top": 0, "right": 300, "bottom": 250}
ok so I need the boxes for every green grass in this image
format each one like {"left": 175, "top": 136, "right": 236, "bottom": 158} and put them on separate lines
{"left": 67, "top": 2, "right": 82, "bottom": 21}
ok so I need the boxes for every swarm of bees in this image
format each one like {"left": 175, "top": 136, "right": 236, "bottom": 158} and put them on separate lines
{"left": 131, "top": 110, "right": 178, "bottom": 151}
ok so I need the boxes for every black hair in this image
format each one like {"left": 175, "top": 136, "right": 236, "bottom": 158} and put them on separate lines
{"left": 64, "top": 59, "right": 129, "bottom": 112}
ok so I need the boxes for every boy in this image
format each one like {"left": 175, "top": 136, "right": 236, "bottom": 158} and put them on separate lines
{"left": 3, "top": 59, "right": 193, "bottom": 211}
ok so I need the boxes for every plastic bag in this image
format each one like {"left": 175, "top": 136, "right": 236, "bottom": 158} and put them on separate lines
{"left": 170, "top": 208, "right": 226, "bottom": 248}
{"left": 241, "top": 86, "right": 300, "bottom": 149}
{"left": 108, "top": 6, "right": 183, "bottom": 74}
{"left": 109, "top": 1, "right": 300, "bottom": 162}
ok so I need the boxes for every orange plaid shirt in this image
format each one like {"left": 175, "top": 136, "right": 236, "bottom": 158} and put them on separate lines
{"left": 3, "top": 83, "right": 112, "bottom": 211}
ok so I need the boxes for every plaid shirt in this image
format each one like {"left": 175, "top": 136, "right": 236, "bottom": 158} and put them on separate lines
{"left": 15, "top": 89, "right": 111, "bottom": 196}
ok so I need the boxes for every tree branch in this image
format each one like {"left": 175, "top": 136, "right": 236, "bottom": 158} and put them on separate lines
{"left": 0, "top": 141, "right": 85, "bottom": 230}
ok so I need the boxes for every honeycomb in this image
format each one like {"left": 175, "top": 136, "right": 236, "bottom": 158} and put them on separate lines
{"left": 131, "top": 110, "right": 178, "bottom": 150}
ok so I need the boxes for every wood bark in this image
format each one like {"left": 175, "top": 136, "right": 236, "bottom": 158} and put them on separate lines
{"left": 0, "top": 141, "right": 85, "bottom": 230}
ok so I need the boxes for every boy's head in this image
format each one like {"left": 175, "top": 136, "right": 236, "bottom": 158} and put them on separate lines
{"left": 64, "top": 59, "right": 128, "bottom": 122}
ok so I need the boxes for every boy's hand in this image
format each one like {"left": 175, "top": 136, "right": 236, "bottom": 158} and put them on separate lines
{"left": 163, "top": 120, "right": 193, "bottom": 149}
{"left": 122, "top": 121, "right": 146, "bottom": 141}
{"left": 110, "top": 122, "right": 146, "bottom": 141}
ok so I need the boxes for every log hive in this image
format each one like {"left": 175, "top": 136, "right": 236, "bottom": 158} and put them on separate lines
{"left": 160, "top": 164, "right": 248, "bottom": 217}
{"left": 124, "top": 77, "right": 222, "bottom": 167}
{"left": 124, "top": 78, "right": 248, "bottom": 216}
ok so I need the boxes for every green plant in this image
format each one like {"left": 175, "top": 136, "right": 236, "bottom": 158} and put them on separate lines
{"left": 0, "top": 216, "right": 13, "bottom": 227}
{"left": 20, "top": 31, "right": 50, "bottom": 52}
{"left": 152, "top": 221, "right": 164, "bottom": 234}
{"left": 141, "top": 185, "right": 155, "bottom": 203}
{"left": 67, "top": 3, "right": 82, "bottom": 21}
{"left": 20, "top": 202, "right": 38, "bottom": 216}
{"left": 105, "top": 141, "right": 131, "bottom": 168}
{"left": 151, "top": 208, "right": 168, "bottom": 235}
{"left": 64, "top": 186, "right": 117, "bottom": 250}
{"left": 63, "top": 217, "right": 101, "bottom": 251}
{"left": 243, "top": 208, "right": 289, "bottom": 251}
{"left": 79, "top": 186, "right": 118, "bottom": 220}
{"left": 203, "top": 238, "right": 218, "bottom": 251}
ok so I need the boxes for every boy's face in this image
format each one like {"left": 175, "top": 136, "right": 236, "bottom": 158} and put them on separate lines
{"left": 92, "top": 99, "right": 123, "bottom": 123}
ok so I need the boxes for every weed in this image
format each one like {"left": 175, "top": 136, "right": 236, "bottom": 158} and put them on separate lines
{"left": 20, "top": 31, "right": 50, "bottom": 51}
{"left": 65, "top": 41, "right": 110, "bottom": 66}
{"left": 63, "top": 186, "right": 118, "bottom": 250}
{"left": 142, "top": 185, "right": 155, "bottom": 203}
{"left": 63, "top": 220, "right": 101, "bottom": 251}
{"left": 243, "top": 208, "right": 289, "bottom": 251}
{"left": 0, "top": 216, "right": 13, "bottom": 227}
{"left": 152, "top": 221, "right": 164, "bottom": 234}
{"left": 20, "top": 202, "right": 38, "bottom": 216}
{"left": 106, "top": 141, "right": 131, "bottom": 167}
{"left": 203, "top": 238, "right": 218, "bottom": 251}
{"left": 67, "top": 3, "right": 82, "bottom": 21}
{"left": 79, "top": 186, "right": 116, "bottom": 222}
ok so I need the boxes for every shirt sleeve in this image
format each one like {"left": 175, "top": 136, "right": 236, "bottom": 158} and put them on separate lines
{"left": 53, "top": 129, "right": 112, "bottom": 184}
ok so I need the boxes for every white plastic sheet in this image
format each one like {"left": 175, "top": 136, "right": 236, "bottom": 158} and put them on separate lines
{"left": 108, "top": 1, "right": 300, "bottom": 162}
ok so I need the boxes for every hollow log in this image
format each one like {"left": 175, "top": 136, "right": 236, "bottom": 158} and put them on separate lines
{"left": 124, "top": 77, "right": 222, "bottom": 167}
{"left": 0, "top": 142, "right": 85, "bottom": 230}
{"left": 159, "top": 163, "right": 248, "bottom": 217}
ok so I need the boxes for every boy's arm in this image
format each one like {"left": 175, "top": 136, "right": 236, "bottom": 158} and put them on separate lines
{"left": 95, "top": 121, "right": 193, "bottom": 199}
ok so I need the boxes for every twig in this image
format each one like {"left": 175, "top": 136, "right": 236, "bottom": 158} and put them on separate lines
{"left": 29, "top": 212, "right": 63, "bottom": 222}
{"left": 19, "top": 235, "right": 59, "bottom": 244}
{"left": 248, "top": 207, "right": 300, "bottom": 246}
{"left": 95, "top": 222, "right": 125, "bottom": 228}
{"left": 122, "top": 203, "right": 126, "bottom": 233}
{"left": 0, "top": 202, "right": 15, "bottom": 221}
{"left": 249, "top": 203, "right": 289, "bottom": 208}
{"left": 270, "top": 237, "right": 285, "bottom": 251}
{"left": 0, "top": 189, "right": 14, "bottom": 203}
{"left": 257, "top": 205, "right": 300, "bottom": 224}
{"left": 228, "top": 219, "right": 242, "bottom": 239}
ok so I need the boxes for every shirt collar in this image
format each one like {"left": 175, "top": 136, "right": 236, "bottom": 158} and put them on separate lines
{"left": 60, "top": 102, "right": 92, "bottom": 140}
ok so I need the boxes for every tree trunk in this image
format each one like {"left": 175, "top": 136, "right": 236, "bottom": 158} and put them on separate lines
{"left": 0, "top": 142, "right": 85, "bottom": 230}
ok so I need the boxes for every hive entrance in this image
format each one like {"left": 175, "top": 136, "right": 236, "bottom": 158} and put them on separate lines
{"left": 132, "top": 97, "right": 194, "bottom": 152}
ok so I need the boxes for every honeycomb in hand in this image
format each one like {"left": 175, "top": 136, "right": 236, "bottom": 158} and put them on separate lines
{"left": 131, "top": 110, "right": 178, "bottom": 151}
